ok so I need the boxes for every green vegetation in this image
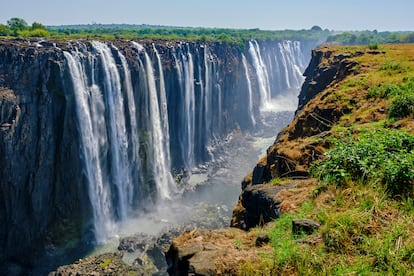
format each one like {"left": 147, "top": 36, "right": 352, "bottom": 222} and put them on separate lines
{"left": 2, "top": 17, "right": 413, "bottom": 47}
{"left": 0, "top": 17, "right": 50, "bottom": 37}
{"left": 389, "top": 94, "right": 414, "bottom": 119}
{"left": 310, "top": 129, "right": 414, "bottom": 196}
{"left": 100, "top": 258, "right": 112, "bottom": 268}
{"left": 326, "top": 30, "right": 414, "bottom": 45}
{"left": 45, "top": 23, "right": 330, "bottom": 44}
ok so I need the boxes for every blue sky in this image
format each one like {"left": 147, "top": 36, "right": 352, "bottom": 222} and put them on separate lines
{"left": 1, "top": 0, "right": 413, "bottom": 31}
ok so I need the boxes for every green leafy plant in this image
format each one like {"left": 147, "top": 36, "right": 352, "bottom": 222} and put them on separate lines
{"left": 310, "top": 129, "right": 414, "bottom": 196}
{"left": 388, "top": 94, "right": 414, "bottom": 119}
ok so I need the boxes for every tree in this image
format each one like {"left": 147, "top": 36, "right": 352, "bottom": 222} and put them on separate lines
{"left": 7, "top": 17, "right": 28, "bottom": 32}
{"left": 0, "top": 24, "right": 11, "bottom": 36}
{"left": 311, "top": 25, "right": 323, "bottom": 32}
{"left": 31, "top": 22, "right": 46, "bottom": 30}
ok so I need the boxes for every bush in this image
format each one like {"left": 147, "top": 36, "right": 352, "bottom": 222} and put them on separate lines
{"left": 367, "top": 83, "right": 401, "bottom": 98}
{"left": 388, "top": 94, "right": 414, "bottom": 119}
{"left": 309, "top": 129, "right": 414, "bottom": 196}
{"left": 368, "top": 43, "right": 378, "bottom": 50}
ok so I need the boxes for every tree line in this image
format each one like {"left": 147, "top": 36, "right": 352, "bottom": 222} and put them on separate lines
{"left": 0, "top": 18, "right": 413, "bottom": 46}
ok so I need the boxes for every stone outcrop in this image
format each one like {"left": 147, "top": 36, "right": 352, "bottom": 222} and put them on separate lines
{"left": 297, "top": 47, "right": 359, "bottom": 111}
{"left": 165, "top": 228, "right": 262, "bottom": 276}
{"left": 48, "top": 252, "right": 139, "bottom": 276}
{"left": 230, "top": 183, "right": 293, "bottom": 230}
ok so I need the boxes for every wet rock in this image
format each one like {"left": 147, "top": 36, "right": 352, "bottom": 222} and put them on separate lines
{"left": 118, "top": 233, "right": 155, "bottom": 253}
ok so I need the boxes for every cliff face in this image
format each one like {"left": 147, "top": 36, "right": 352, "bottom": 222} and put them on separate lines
{"left": 0, "top": 41, "right": 87, "bottom": 266}
{"left": 0, "top": 38, "right": 313, "bottom": 268}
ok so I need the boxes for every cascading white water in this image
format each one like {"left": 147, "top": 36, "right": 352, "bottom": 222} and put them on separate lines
{"left": 92, "top": 41, "right": 132, "bottom": 220}
{"left": 132, "top": 42, "right": 176, "bottom": 199}
{"left": 242, "top": 53, "right": 256, "bottom": 126}
{"left": 64, "top": 50, "right": 116, "bottom": 243}
{"left": 248, "top": 40, "right": 271, "bottom": 110}
{"left": 173, "top": 45, "right": 196, "bottom": 169}
{"left": 153, "top": 44, "right": 174, "bottom": 180}
{"left": 117, "top": 47, "right": 140, "bottom": 208}
{"left": 278, "top": 41, "right": 305, "bottom": 89}
{"left": 203, "top": 47, "right": 215, "bottom": 160}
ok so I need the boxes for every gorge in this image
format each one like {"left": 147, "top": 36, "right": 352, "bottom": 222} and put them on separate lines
{"left": 0, "top": 37, "right": 317, "bottom": 273}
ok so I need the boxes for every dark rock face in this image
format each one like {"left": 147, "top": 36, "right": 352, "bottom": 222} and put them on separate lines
{"left": 0, "top": 40, "right": 87, "bottom": 268}
{"left": 231, "top": 183, "right": 294, "bottom": 230}
{"left": 297, "top": 48, "right": 358, "bottom": 111}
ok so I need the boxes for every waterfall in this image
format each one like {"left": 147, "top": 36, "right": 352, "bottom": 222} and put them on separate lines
{"left": 173, "top": 45, "right": 196, "bottom": 169}
{"left": 60, "top": 39, "right": 310, "bottom": 244}
{"left": 118, "top": 48, "right": 140, "bottom": 208}
{"left": 242, "top": 54, "right": 256, "bottom": 126}
{"left": 132, "top": 42, "right": 176, "bottom": 199}
{"left": 203, "top": 46, "right": 214, "bottom": 160}
{"left": 278, "top": 40, "right": 305, "bottom": 89}
{"left": 64, "top": 50, "right": 116, "bottom": 243}
{"left": 248, "top": 40, "right": 271, "bottom": 110}
{"left": 144, "top": 45, "right": 176, "bottom": 199}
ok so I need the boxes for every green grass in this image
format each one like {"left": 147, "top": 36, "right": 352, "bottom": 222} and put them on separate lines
{"left": 309, "top": 128, "right": 414, "bottom": 197}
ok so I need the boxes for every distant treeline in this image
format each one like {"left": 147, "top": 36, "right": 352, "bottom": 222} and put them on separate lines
{"left": 46, "top": 24, "right": 330, "bottom": 44}
{"left": 1, "top": 18, "right": 413, "bottom": 46}
{"left": 326, "top": 30, "right": 414, "bottom": 45}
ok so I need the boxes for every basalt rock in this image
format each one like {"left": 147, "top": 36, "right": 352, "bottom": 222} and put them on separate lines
{"left": 231, "top": 183, "right": 294, "bottom": 230}
{"left": 297, "top": 47, "right": 359, "bottom": 111}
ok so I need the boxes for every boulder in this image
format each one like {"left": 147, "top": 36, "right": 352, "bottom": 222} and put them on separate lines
{"left": 231, "top": 183, "right": 294, "bottom": 230}
{"left": 292, "top": 219, "right": 320, "bottom": 236}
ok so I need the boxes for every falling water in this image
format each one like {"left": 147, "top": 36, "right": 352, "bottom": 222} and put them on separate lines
{"left": 133, "top": 42, "right": 176, "bottom": 199}
{"left": 64, "top": 50, "right": 116, "bottom": 243}
{"left": 174, "top": 45, "right": 196, "bottom": 169}
{"left": 242, "top": 53, "right": 256, "bottom": 126}
{"left": 117, "top": 47, "right": 140, "bottom": 208}
{"left": 248, "top": 40, "right": 271, "bottom": 110}
{"left": 92, "top": 41, "right": 132, "bottom": 220}
{"left": 278, "top": 41, "right": 305, "bottom": 89}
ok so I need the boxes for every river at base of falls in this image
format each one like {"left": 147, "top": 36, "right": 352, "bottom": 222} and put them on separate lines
{"left": 30, "top": 110, "right": 293, "bottom": 275}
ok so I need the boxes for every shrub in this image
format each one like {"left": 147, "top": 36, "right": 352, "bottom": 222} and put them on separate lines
{"left": 367, "top": 43, "right": 378, "bottom": 50}
{"left": 388, "top": 94, "right": 414, "bottom": 119}
{"left": 367, "top": 83, "right": 401, "bottom": 99}
{"left": 309, "top": 129, "right": 414, "bottom": 196}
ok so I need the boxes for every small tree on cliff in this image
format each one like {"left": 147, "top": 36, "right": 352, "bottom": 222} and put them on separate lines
{"left": 7, "top": 18, "right": 29, "bottom": 36}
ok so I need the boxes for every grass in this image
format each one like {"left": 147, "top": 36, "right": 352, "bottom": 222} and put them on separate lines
{"left": 241, "top": 183, "right": 414, "bottom": 275}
